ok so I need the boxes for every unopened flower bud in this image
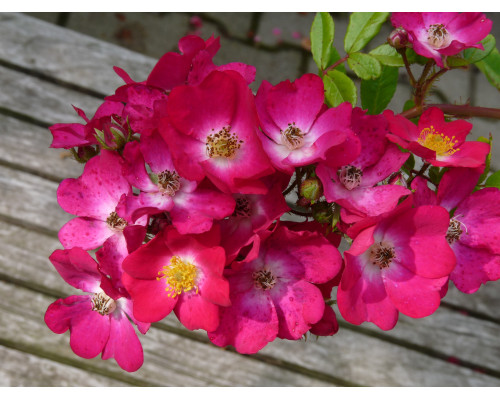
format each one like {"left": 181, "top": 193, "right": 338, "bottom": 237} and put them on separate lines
{"left": 388, "top": 27, "right": 409, "bottom": 49}
{"left": 299, "top": 178, "right": 323, "bottom": 203}
{"left": 312, "top": 201, "right": 334, "bottom": 225}
{"left": 296, "top": 196, "right": 311, "bottom": 208}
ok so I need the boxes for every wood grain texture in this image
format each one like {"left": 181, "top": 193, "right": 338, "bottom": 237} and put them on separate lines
{"left": 0, "top": 13, "right": 155, "bottom": 95}
{"left": 0, "top": 64, "right": 102, "bottom": 125}
{"left": 0, "top": 346, "right": 127, "bottom": 387}
{"left": 0, "top": 115, "right": 83, "bottom": 181}
{"left": 0, "top": 280, "right": 332, "bottom": 387}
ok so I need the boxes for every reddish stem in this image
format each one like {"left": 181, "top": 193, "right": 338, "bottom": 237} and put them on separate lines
{"left": 401, "top": 104, "right": 500, "bottom": 120}
{"left": 322, "top": 55, "right": 349, "bottom": 76}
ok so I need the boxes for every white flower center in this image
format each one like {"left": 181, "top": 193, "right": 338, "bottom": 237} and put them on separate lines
{"left": 427, "top": 23, "right": 451, "bottom": 48}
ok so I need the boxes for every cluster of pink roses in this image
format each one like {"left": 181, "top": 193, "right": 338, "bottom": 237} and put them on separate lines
{"left": 45, "top": 13, "right": 500, "bottom": 373}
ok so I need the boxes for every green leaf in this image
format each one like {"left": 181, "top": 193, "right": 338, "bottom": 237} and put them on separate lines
{"left": 360, "top": 65, "right": 398, "bottom": 114}
{"left": 369, "top": 44, "right": 404, "bottom": 67}
{"left": 429, "top": 166, "right": 447, "bottom": 185}
{"left": 344, "top": 12, "right": 390, "bottom": 54}
{"left": 446, "top": 56, "right": 470, "bottom": 68}
{"left": 347, "top": 52, "right": 382, "bottom": 80}
{"left": 311, "top": 12, "right": 335, "bottom": 71}
{"left": 326, "top": 46, "right": 346, "bottom": 73}
{"left": 477, "top": 134, "right": 493, "bottom": 185}
{"left": 323, "top": 70, "right": 357, "bottom": 107}
{"left": 428, "top": 166, "right": 440, "bottom": 185}
{"left": 476, "top": 47, "right": 500, "bottom": 90}
{"left": 464, "top": 34, "right": 496, "bottom": 64}
{"left": 406, "top": 49, "right": 430, "bottom": 65}
{"left": 485, "top": 170, "right": 500, "bottom": 188}
{"left": 401, "top": 154, "right": 415, "bottom": 175}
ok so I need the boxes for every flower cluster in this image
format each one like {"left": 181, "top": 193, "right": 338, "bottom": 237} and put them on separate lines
{"left": 45, "top": 13, "right": 500, "bottom": 372}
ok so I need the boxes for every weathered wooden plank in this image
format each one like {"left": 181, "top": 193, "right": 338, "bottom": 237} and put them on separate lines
{"left": 1, "top": 221, "right": 499, "bottom": 386}
{"left": 0, "top": 280, "right": 332, "bottom": 387}
{"left": 0, "top": 115, "right": 83, "bottom": 181}
{"left": 0, "top": 13, "right": 155, "bottom": 95}
{"left": 0, "top": 64, "right": 102, "bottom": 126}
{"left": 0, "top": 345, "right": 127, "bottom": 387}
{"left": 0, "top": 165, "right": 70, "bottom": 230}
{"left": 443, "top": 284, "right": 500, "bottom": 322}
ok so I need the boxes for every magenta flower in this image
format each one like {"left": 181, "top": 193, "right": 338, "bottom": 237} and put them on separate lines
{"left": 255, "top": 74, "right": 360, "bottom": 174}
{"left": 412, "top": 167, "right": 500, "bottom": 293}
{"left": 106, "top": 82, "right": 169, "bottom": 137}
{"left": 49, "top": 101, "right": 127, "bottom": 150}
{"left": 337, "top": 200, "right": 456, "bottom": 330}
{"left": 44, "top": 248, "right": 149, "bottom": 372}
{"left": 160, "top": 70, "right": 275, "bottom": 194}
{"left": 208, "top": 225, "right": 343, "bottom": 353}
{"left": 384, "top": 107, "right": 490, "bottom": 168}
{"left": 57, "top": 150, "right": 146, "bottom": 255}
{"left": 122, "top": 133, "right": 236, "bottom": 234}
{"left": 316, "top": 108, "right": 410, "bottom": 218}
{"left": 218, "top": 174, "right": 290, "bottom": 264}
{"left": 391, "top": 12, "right": 492, "bottom": 67}
{"left": 121, "top": 227, "right": 230, "bottom": 331}
{"left": 146, "top": 35, "right": 255, "bottom": 90}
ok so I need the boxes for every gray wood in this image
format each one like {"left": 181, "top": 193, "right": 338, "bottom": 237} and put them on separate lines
{"left": 0, "top": 64, "right": 102, "bottom": 125}
{"left": 0, "top": 165, "right": 71, "bottom": 229}
{"left": 0, "top": 346, "right": 127, "bottom": 386}
{"left": 0, "top": 115, "right": 83, "bottom": 181}
{"left": 0, "top": 222, "right": 499, "bottom": 386}
{"left": 0, "top": 280, "right": 331, "bottom": 387}
{"left": 443, "top": 284, "right": 500, "bottom": 321}
{"left": 0, "top": 13, "right": 155, "bottom": 95}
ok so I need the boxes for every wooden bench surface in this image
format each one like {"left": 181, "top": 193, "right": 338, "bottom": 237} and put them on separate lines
{"left": 1, "top": 12, "right": 500, "bottom": 386}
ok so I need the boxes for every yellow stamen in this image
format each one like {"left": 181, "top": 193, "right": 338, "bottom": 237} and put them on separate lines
{"left": 157, "top": 256, "right": 198, "bottom": 298}
{"left": 417, "top": 126, "right": 459, "bottom": 157}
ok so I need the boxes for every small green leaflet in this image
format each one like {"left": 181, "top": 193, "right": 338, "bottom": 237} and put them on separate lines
{"left": 323, "top": 70, "right": 357, "bottom": 107}
{"left": 311, "top": 12, "right": 335, "bottom": 71}
{"left": 476, "top": 47, "right": 500, "bottom": 90}
{"left": 347, "top": 52, "right": 382, "bottom": 80}
{"left": 360, "top": 65, "right": 398, "bottom": 114}
{"left": 344, "top": 12, "right": 389, "bottom": 54}
{"left": 369, "top": 44, "right": 404, "bottom": 67}
{"left": 485, "top": 170, "right": 500, "bottom": 189}
{"left": 464, "top": 34, "right": 496, "bottom": 64}
{"left": 477, "top": 134, "right": 493, "bottom": 185}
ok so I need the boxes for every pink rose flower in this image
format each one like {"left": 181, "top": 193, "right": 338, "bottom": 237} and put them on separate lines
{"left": 384, "top": 107, "right": 490, "bottom": 168}
{"left": 122, "top": 227, "right": 230, "bottom": 332}
{"left": 317, "top": 108, "right": 410, "bottom": 218}
{"left": 122, "top": 132, "right": 236, "bottom": 234}
{"left": 160, "top": 70, "right": 275, "bottom": 194}
{"left": 208, "top": 225, "right": 343, "bottom": 353}
{"left": 49, "top": 101, "right": 127, "bottom": 150}
{"left": 44, "top": 248, "right": 149, "bottom": 372}
{"left": 337, "top": 199, "right": 456, "bottom": 330}
{"left": 391, "top": 12, "right": 492, "bottom": 67}
{"left": 412, "top": 167, "right": 500, "bottom": 293}
{"left": 218, "top": 174, "right": 290, "bottom": 264}
{"left": 57, "top": 150, "right": 146, "bottom": 253}
{"left": 256, "top": 74, "right": 360, "bottom": 174}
